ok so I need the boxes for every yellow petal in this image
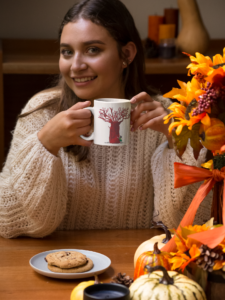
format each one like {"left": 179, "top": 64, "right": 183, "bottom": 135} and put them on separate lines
{"left": 201, "top": 159, "right": 213, "bottom": 170}
{"left": 175, "top": 95, "right": 189, "bottom": 104}
{"left": 196, "top": 52, "right": 207, "bottom": 64}
{"left": 176, "top": 124, "right": 184, "bottom": 135}
{"left": 163, "top": 88, "right": 185, "bottom": 99}
{"left": 168, "top": 121, "right": 181, "bottom": 133}
{"left": 177, "top": 80, "right": 187, "bottom": 92}
{"left": 213, "top": 54, "right": 224, "bottom": 65}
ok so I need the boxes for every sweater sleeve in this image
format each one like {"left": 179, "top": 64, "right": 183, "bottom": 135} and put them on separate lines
{"left": 0, "top": 91, "right": 68, "bottom": 238}
{"left": 151, "top": 95, "right": 212, "bottom": 228}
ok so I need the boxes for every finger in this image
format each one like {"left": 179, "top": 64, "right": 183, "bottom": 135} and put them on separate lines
{"left": 69, "top": 101, "right": 91, "bottom": 111}
{"left": 131, "top": 108, "right": 167, "bottom": 131}
{"left": 75, "top": 125, "right": 92, "bottom": 137}
{"left": 131, "top": 109, "right": 160, "bottom": 131}
{"left": 140, "top": 115, "right": 166, "bottom": 131}
{"left": 131, "top": 102, "right": 159, "bottom": 122}
{"left": 76, "top": 125, "right": 94, "bottom": 147}
{"left": 72, "top": 118, "right": 92, "bottom": 128}
{"left": 76, "top": 137, "right": 93, "bottom": 147}
{"left": 130, "top": 92, "right": 153, "bottom": 104}
{"left": 65, "top": 107, "right": 92, "bottom": 119}
{"left": 73, "top": 136, "right": 93, "bottom": 147}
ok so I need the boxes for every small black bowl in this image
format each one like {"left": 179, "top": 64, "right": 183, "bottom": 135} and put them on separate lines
{"left": 83, "top": 283, "right": 130, "bottom": 300}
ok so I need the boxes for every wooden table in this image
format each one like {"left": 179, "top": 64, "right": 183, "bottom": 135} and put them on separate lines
{"left": 0, "top": 228, "right": 162, "bottom": 300}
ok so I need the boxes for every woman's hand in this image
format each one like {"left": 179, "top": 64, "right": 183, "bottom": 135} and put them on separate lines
{"left": 130, "top": 92, "right": 173, "bottom": 148}
{"left": 38, "top": 101, "right": 93, "bottom": 156}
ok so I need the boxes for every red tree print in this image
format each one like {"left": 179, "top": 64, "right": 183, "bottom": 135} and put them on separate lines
{"left": 98, "top": 107, "right": 130, "bottom": 143}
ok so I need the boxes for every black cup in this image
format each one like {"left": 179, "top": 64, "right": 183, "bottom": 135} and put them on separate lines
{"left": 83, "top": 283, "right": 130, "bottom": 300}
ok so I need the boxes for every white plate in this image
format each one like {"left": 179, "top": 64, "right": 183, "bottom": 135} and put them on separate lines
{"left": 29, "top": 249, "right": 111, "bottom": 279}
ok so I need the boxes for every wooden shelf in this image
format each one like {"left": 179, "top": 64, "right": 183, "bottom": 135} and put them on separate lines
{"left": 2, "top": 39, "right": 60, "bottom": 74}
{"left": 2, "top": 39, "right": 224, "bottom": 75}
{"left": 145, "top": 57, "right": 189, "bottom": 74}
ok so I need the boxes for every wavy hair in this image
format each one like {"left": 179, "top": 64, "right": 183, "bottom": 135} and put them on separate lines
{"left": 19, "top": 0, "right": 155, "bottom": 161}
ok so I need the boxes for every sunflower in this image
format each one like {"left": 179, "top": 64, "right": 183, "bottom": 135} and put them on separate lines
{"left": 163, "top": 77, "right": 205, "bottom": 105}
{"left": 186, "top": 48, "right": 225, "bottom": 85}
{"left": 186, "top": 52, "right": 213, "bottom": 77}
{"left": 164, "top": 102, "right": 209, "bottom": 135}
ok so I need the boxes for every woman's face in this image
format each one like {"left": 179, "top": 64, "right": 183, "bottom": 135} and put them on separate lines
{"left": 59, "top": 18, "right": 125, "bottom": 102}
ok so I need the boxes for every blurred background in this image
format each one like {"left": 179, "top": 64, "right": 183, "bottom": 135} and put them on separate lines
{"left": 0, "top": 0, "right": 224, "bottom": 40}
{"left": 0, "top": 0, "right": 225, "bottom": 167}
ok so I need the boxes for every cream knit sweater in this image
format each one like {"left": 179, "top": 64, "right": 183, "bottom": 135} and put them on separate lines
{"left": 0, "top": 90, "right": 212, "bottom": 238}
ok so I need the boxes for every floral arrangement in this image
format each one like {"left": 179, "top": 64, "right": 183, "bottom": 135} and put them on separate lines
{"left": 163, "top": 48, "right": 225, "bottom": 160}
{"left": 169, "top": 218, "right": 225, "bottom": 272}
{"left": 160, "top": 48, "right": 225, "bottom": 273}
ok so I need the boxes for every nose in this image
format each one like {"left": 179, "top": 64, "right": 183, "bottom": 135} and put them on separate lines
{"left": 70, "top": 53, "right": 87, "bottom": 73}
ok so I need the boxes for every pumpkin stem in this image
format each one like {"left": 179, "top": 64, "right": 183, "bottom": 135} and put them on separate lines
{"left": 151, "top": 220, "right": 172, "bottom": 244}
{"left": 153, "top": 242, "right": 161, "bottom": 254}
{"left": 94, "top": 274, "right": 100, "bottom": 284}
{"left": 144, "top": 265, "right": 174, "bottom": 285}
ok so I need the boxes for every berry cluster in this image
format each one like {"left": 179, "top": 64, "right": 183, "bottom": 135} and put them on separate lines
{"left": 192, "top": 82, "right": 225, "bottom": 116}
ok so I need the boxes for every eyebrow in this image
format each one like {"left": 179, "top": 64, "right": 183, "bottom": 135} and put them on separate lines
{"left": 60, "top": 40, "right": 106, "bottom": 47}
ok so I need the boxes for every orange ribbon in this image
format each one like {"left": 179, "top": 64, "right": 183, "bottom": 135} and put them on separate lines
{"left": 162, "top": 162, "right": 225, "bottom": 252}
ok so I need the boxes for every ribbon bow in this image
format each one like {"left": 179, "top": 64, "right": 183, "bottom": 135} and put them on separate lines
{"left": 162, "top": 162, "right": 225, "bottom": 252}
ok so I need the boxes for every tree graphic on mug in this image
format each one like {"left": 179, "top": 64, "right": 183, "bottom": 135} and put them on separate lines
{"left": 98, "top": 107, "right": 130, "bottom": 143}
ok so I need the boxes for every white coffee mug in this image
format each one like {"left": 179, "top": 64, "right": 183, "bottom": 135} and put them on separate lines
{"left": 80, "top": 98, "right": 131, "bottom": 146}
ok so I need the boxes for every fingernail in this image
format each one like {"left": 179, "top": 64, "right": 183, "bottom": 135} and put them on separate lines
{"left": 131, "top": 127, "right": 135, "bottom": 132}
{"left": 130, "top": 120, "right": 134, "bottom": 125}
{"left": 139, "top": 126, "right": 143, "bottom": 131}
{"left": 130, "top": 97, "right": 136, "bottom": 103}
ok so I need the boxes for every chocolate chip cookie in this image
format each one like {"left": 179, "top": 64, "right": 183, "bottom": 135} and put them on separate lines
{"left": 45, "top": 251, "right": 87, "bottom": 269}
{"left": 47, "top": 257, "right": 94, "bottom": 273}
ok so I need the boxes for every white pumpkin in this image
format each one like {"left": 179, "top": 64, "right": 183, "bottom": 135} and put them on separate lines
{"left": 130, "top": 266, "right": 206, "bottom": 300}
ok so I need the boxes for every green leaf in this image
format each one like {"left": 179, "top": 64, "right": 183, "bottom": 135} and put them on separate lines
{"left": 172, "top": 126, "right": 189, "bottom": 159}
{"left": 172, "top": 123, "right": 202, "bottom": 160}
{"left": 213, "top": 224, "right": 223, "bottom": 228}
{"left": 180, "top": 225, "right": 196, "bottom": 240}
{"left": 189, "top": 123, "right": 203, "bottom": 160}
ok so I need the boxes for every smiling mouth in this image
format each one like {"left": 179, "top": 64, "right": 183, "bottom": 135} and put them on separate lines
{"left": 74, "top": 76, "right": 97, "bottom": 83}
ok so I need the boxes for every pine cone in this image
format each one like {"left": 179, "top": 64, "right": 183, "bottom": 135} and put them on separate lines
{"left": 196, "top": 245, "right": 225, "bottom": 272}
{"left": 111, "top": 272, "right": 133, "bottom": 287}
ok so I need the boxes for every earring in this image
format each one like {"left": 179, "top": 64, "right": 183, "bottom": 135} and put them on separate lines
{"left": 122, "top": 61, "right": 127, "bottom": 67}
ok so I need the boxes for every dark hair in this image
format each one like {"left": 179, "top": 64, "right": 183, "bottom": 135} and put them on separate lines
{"left": 19, "top": 0, "right": 154, "bottom": 161}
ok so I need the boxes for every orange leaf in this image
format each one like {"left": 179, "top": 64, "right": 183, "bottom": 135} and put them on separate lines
{"left": 169, "top": 257, "right": 184, "bottom": 270}
{"left": 187, "top": 226, "right": 225, "bottom": 249}
{"left": 180, "top": 256, "right": 197, "bottom": 272}
{"left": 213, "top": 261, "right": 224, "bottom": 271}
{"left": 173, "top": 228, "right": 189, "bottom": 251}
{"left": 189, "top": 244, "right": 201, "bottom": 258}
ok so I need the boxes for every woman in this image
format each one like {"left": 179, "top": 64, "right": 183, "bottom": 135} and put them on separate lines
{"left": 0, "top": 0, "right": 211, "bottom": 238}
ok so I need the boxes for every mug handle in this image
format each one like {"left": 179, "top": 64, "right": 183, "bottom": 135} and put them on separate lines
{"left": 80, "top": 107, "right": 95, "bottom": 141}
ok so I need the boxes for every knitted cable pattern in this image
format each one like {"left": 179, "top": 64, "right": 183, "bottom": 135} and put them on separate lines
{"left": 0, "top": 90, "right": 211, "bottom": 238}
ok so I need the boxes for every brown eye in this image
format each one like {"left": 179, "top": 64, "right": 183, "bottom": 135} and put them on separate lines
{"left": 87, "top": 47, "right": 100, "bottom": 54}
{"left": 61, "top": 49, "right": 73, "bottom": 56}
